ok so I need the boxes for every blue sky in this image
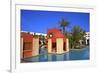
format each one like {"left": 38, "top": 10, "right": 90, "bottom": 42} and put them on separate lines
{"left": 21, "top": 10, "right": 90, "bottom": 34}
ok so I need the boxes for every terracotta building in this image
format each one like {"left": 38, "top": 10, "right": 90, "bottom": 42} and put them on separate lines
{"left": 20, "top": 28, "right": 69, "bottom": 59}
{"left": 20, "top": 32, "right": 39, "bottom": 59}
{"left": 47, "top": 28, "right": 69, "bottom": 54}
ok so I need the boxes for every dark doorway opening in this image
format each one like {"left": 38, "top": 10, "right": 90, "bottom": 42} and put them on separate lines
{"left": 52, "top": 42, "right": 56, "bottom": 52}
{"left": 63, "top": 42, "right": 66, "bottom": 51}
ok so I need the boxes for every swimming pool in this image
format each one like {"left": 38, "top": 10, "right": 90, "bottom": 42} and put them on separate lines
{"left": 22, "top": 47, "right": 89, "bottom": 62}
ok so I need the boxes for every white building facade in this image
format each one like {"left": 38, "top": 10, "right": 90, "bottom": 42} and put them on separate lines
{"left": 84, "top": 32, "right": 90, "bottom": 45}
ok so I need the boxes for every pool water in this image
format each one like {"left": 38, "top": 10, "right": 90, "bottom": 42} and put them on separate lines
{"left": 22, "top": 47, "right": 89, "bottom": 62}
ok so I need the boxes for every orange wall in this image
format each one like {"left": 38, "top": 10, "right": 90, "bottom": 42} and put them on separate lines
{"left": 21, "top": 32, "right": 33, "bottom": 58}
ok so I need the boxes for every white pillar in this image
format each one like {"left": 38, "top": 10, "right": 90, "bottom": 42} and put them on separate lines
{"left": 48, "top": 39, "right": 52, "bottom": 53}
{"left": 32, "top": 38, "right": 39, "bottom": 56}
{"left": 56, "top": 38, "right": 63, "bottom": 54}
{"left": 86, "top": 39, "right": 87, "bottom": 45}
{"left": 66, "top": 38, "right": 69, "bottom": 52}
{"left": 20, "top": 37, "right": 23, "bottom": 59}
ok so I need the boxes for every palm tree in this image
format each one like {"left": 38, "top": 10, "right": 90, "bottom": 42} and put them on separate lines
{"left": 59, "top": 18, "right": 69, "bottom": 35}
{"left": 70, "top": 25, "right": 86, "bottom": 49}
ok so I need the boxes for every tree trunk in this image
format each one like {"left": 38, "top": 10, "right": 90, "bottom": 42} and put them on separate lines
{"left": 63, "top": 27, "right": 65, "bottom": 34}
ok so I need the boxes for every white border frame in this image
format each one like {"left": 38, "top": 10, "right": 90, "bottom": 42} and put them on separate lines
{"left": 11, "top": 4, "right": 96, "bottom": 73}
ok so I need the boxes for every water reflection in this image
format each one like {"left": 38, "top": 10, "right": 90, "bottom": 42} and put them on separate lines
{"left": 69, "top": 47, "right": 89, "bottom": 60}
{"left": 22, "top": 47, "right": 89, "bottom": 62}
